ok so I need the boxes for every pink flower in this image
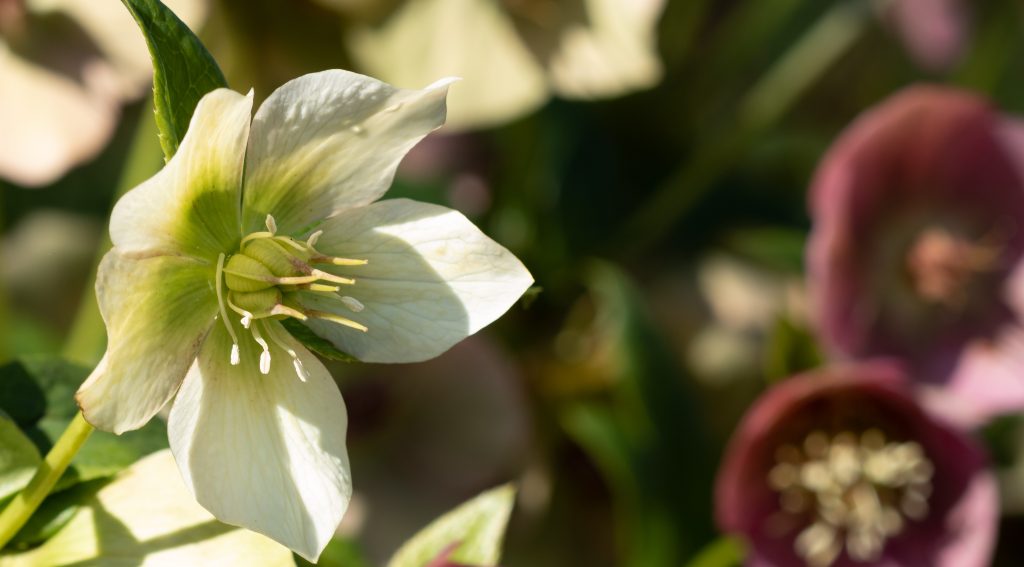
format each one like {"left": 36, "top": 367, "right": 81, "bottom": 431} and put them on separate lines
{"left": 808, "top": 85, "right": 1024, "bottom": 424}
{"left": 716, "top": 362, "right": 997, "bottom": 567}
{"left": 880, "top": 0, "right": 968, "bottom": 72}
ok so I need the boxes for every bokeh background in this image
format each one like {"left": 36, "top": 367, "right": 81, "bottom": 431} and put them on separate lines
{"left": 6, "top": 0, "right": 1024, "bottom": 565}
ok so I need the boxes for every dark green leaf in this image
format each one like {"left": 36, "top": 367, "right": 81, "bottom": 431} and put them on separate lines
{"left": 0, "top": 363, "right": 46, "bottom": 427}
{"left": 294, "top": 537, "right": 372, "bottom": 567}
{"left": 723, "top": 226, "right": 806, "bottom": 273}
{"left": 10, "top": 356, "right": 169, "bottom": 488}
{"left": 0, "top": 415, "right": 41, "bottom": 504}
{"left": 281, "top": 319, "right": 359, "bottom": 363}
{"left": 120, "top": 0, "right": 228, "bottom": 159}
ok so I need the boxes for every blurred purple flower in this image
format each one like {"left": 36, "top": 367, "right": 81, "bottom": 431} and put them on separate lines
{"left": 879, "top": 0, "right": 968, "bottom": 72}
{"left": 808, "top": 85, "right": 1024, "bottom": 424}
{"left": 716, "top": 362, "right": 997, "bottom": 567}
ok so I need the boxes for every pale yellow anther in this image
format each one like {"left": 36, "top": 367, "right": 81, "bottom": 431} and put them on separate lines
{"left": 310, "top": 269, "right": 356, "bottom": 285}
{"left": 769, "top": 430, "right": 935, "bottom": 567}
{"left": 308, "top": 310, "right": 368, "bottom": 332}
{"left": 271, "top": 304, "right": 309, "bottom": 320}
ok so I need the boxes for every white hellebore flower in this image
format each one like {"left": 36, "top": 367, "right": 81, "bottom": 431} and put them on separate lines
{"left": 73, "top": 70, "right": 534, "bottom": 561}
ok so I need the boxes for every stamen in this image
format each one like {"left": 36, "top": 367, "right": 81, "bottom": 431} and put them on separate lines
{"left": 312, "top": 255, "right": 369, "bottom": 266}
{"left": 215, "top": 253, "right": 241, "bottom": 364}
{"left": 308, "top": 310, "right": 368, "bottom": 332}
{"left": 240, "top": 231, "right": 275, "bottom": 246}
{"left": 225, "top": 295, "right": 255, "bottom": 328}
{"left": 282, "top": 283, "right": 341, "bottom": 293}
{"left": 310, "top": 269, "right": 357, "bottom": 285}
{"left": 265, "top": 214, "right": 278, "bottom": 234}
{"left": 340, "top": 296, "right": 365, "bottom": 312}
{"left": 769, "top": 429, "right": 934, "bottom": 567}
{"left": 272, "top": 236, "right": 308, "bottom": 252}
{"left": 270, "top": 304, "right": 309, "bottom": 320}
{"left": 307, "top": 230, "right": 323, "bottom": 248}
{"left": 223, "top": 269, "right": 356, "bottom": 287}
{"left": 250, "top": 322, "right": 272, "bottom": 375}
{"left": 264, "top": 321, "right": 310, "bottom": 382}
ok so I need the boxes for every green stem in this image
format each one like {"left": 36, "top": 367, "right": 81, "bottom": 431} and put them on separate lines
{"left": 0, "top": 412, "right": 94, "bottom": 549}
{"left": 618, "top": 0, "right": 869, "bottom": 252}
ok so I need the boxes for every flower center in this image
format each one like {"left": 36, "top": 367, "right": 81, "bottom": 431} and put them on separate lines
{"left": 768, "top": 429, "right": 934, "bottom": 567}
{"left": 904, "top": 227, "right": 1000, "bottom": 309}
{"left": 214, "top": 215, "right": 368, "bottom": 377}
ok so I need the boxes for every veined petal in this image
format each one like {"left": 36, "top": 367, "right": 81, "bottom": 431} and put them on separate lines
{"left": 298, "top": 199, "right": 533, "bottom": 363}
{"left": 168, "top": 321, "right": 351, "bottom": 562}
{"left": 76, "top": 251, "right": 218, "bottom": 434}
{"left": 110, "top": 88, "right": 251, "bottom": 259}
{"left": 241, "top": 70, "right": 453, "bottom": 235}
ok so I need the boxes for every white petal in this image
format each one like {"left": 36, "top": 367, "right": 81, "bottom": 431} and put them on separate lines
{"left": 0, "top": 41, "right": 117, "bottom": 186}
{"left": 110, "top": 88, "right": 251, "bottom": 259}
{"left": 297, "top": 199, "right": 533, "bottom": 363}
{"left": 346, "top": 0, "right": 548, "bottom": 130}
{"left": 0, "top": 450, "right": 294, "bottom": 567}
{"left": 169, "top": 321, "right": 351, "bottom": 562}
{"left": 241, "top": 69, "right": 453, "bottom": 235}
{"left": 76, "top": 251, "right": 217, "bottom": 434}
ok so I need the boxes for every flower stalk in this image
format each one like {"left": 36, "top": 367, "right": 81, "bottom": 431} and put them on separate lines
{"left": 0, "top": 412, "right": 94, "bottom": 549}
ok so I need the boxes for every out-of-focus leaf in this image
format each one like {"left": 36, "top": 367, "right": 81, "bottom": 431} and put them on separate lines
{"left": 723, "top": 226, "right": 806, "bottom": 273}
{"left": 559, "top": 261, "right": 717, "bottom": 567}
{"left": 0, "top": 416, "right": 41, "bottom": 504}
{"left": 294, "top": 537, "right": 371, "bottom": 567}
{"left": 0, "top": 365, "right": 45, "bottom": 428}
{"left": 3, "top": 357, "right": 168, "bottom": 487}
{"left": 387, "top": 484, "right": 516, "bottom": 567}
{"left": 6, "top": 480, "right": 107, "bottom": 549}
{"left": 120, "top": 0, "right": 227, "bottom": 159}
{"left": 0, "top": 450, "right": 294, "bottom": 567}
{"left": 685, "top": 536, "right": 745, "bottom": 567}
{"left": 762, "top": 317, "right": 823, "bottom": 384}
{"left": 281, "top": 319, "right": 358, "bottom": 363}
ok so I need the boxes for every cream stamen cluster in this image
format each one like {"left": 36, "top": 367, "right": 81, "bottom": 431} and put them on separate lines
{"left": 904, "top": 226, "right": 1001, "bottom": 309}
{"left": 768, "top": 429, "right": 934, "bottom": 567}
{"left": 214, "top": 215, "right": 368, "bottom": 377}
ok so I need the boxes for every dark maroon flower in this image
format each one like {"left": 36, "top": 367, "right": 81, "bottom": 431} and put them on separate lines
{"left": 808, "top": 85, "right": 1024, "bottom": 424}
{"left": 716, "top": 363, "right": 997, "bottom": 567}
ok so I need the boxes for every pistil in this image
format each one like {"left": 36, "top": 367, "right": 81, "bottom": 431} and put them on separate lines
{"left": 214, "top": 214, "right": 371, "bottom": 376}
{"left": 768, "top": 429, "right": 934, "bottom": 567}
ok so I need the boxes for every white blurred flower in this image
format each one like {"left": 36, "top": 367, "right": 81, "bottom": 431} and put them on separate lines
{"left": 0, "top": 0, "right": 205, "bottom": 186}
{"left": 345, "top": 0, "right": 666, "bottom": 129}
